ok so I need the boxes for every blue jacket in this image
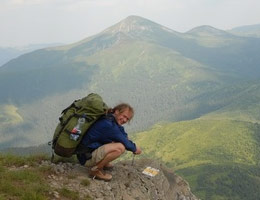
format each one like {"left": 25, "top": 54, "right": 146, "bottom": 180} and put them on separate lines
{"left": 77, "top": 114, "right": 137, "bottom": 165}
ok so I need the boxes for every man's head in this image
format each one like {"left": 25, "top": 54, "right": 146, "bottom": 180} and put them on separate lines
{"left": 113, "top": 103, "right": 134, "bottom": 125}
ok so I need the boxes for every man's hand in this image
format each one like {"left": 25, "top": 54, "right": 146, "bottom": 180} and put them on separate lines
{"left": 134, "top": 146, "right": 142, "bottom": 155}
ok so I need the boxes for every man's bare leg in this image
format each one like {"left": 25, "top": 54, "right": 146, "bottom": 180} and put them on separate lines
{"left": 90, "top": 143, "right": 125, "bottom": 181}
{"left": 96, "top": 142, "right": 125, "bottom": 169}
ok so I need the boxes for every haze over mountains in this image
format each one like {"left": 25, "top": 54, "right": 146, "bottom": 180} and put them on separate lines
{"left": 0, "top": 15, "right": 260, "bottom": 148}
{"left": 229, "top": 24, "right": 260, "bottom": 37}
{"left": 0, "top": 15, "right": 260, "bottom": 199}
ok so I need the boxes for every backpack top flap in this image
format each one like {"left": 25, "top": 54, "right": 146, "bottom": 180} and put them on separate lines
{"left": 74, "top": 93, "right": 108, "bottom": 115}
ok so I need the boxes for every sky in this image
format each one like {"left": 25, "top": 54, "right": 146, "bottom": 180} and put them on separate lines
{"left": 1, "top": 0, "right": 260, "bottom": 47}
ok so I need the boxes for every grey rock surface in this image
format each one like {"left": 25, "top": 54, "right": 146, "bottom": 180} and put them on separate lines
{"left": 44, "top": 159, "right": 198, "bottom": 200}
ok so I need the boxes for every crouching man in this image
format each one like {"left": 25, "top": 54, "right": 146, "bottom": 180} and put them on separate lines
{"left": 77, "top": 103, "right": 142, "bottom": 181}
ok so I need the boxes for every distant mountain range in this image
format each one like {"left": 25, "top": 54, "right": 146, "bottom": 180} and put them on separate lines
{"left": 1, "top": 15, "right": 260, "bottom": 200}
{"left": 0, "top": 47, "right": 23, "bottom": 67}
{"left": 0, "top": 43, "right": 63, "bottom": 67}
{"left": 228, "top": 24, "right": 260, "bottom": 37}
{"left": 1, "top": 15, "right": 260, "bottom": 147}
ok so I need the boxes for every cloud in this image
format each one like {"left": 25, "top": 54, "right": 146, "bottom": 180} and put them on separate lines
{"left": 5, "top": 0, "right": 44, "bottom": 6}
{"left": 59, "top": 0, "right": 125, "bottom": 12}
{"left": 0, "top": 0, "right": 260, "bottom": 46}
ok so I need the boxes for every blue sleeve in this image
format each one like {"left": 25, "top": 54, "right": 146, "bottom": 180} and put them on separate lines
{"left": 102, "top": 121, "right": 137, "bottom": 152}
{"left": 111, "top": 131, "right": 137, "bottom": 152}
{"left": 81, "top": 117, "right": 137, "bottom": 152}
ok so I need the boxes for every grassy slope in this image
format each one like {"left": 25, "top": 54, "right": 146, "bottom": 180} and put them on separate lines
{"left": 2, "top": 20, "right": 260, "bottom": 147}
{"left": 0, "top": 154, "right": 51, "bottom": 200}
{"left": 200, "top": 80, "right": 260, "bottom": 123}
{"left": 0, "top": 154, "right": 89, "bottom": 200}
{"left": 0, "top": 105, "right": 24, "bottom": 146}
{"left": 82, "top": 40, "right": 226, "bottom": 127}
{"left": 133, "top": 119, "right": 260, "bottom": 200}
{"left": 0, "top": 40, "right": 225, "bottom": 148}
{"left": 0, "top": 48, "right": 97, "bottom": 105}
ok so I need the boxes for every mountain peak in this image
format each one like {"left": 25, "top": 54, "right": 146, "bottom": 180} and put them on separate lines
{"left": 187, "top": 25, "right": 230, "bottom": 36}
{"left": 122, "top": 15, "right": 148, "bottom": 23}
{"left": 103, "top": 15, "right": 177, "bottom": 35}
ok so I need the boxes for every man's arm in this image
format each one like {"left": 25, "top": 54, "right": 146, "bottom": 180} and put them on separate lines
{"left": 102, "top": 119, "right": 141, "bottom": 153}
{"left": 134, "top": 146, "right": 142, "bottom": 154}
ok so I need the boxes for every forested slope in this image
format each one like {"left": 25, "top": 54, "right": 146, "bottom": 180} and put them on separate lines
{"left": 132, "top": 119, "right": 260, "bottom": 200}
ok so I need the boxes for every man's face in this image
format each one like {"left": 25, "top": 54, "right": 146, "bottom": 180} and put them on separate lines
{"left": 114, "top": 108, "right": 132, "bottom": 125}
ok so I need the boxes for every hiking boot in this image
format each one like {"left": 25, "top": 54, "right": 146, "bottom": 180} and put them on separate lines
{"left": 90, "top": 166, "right": 112, "bottom": 181}
{"left": 104, "top": 163, "right": 114, "bottom": 170}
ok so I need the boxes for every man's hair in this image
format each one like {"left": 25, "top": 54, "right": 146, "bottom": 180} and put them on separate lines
{"left": 109, "top": 103, "right": 134, "bottom": 121}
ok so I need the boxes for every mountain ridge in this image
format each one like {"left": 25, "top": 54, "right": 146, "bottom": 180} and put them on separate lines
{"left": 1, "top": 15, "right": 260, "bottom": 148}
{"left": 187, "top": 25, "right": 232, "bottom": 36}
{"left": 228, "top": 23, "right": 260, "bottom": 37}
{"left": 1, "top": 15, "right": 260, "bottom": 200}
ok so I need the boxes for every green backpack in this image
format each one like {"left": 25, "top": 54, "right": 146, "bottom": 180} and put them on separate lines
{"left": 51, "top": 93, "right": 108, "bottom": 158}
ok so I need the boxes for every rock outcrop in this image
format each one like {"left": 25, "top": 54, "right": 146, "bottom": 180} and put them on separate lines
{"left": 42, "top": 158, "right": 198, "bottom": 200}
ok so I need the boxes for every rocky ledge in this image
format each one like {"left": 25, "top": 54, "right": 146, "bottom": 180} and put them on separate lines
{"left": 40, "top": 158, "right": 198, "bottom": 200}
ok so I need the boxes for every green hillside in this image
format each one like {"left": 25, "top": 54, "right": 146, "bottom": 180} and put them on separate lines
{"left": 0, "top": 15, "right": 260, "bottom": 158}
{"left": 1, "top": 15, "right": 260, "bottom": 200}
{"left": 196, "top": 80, "right": 260, "bottom": 123}
{"left": 0, "top": 49, "right": 97, "bottom": 104}
{"left": 76, "top": 39, "right": 232, "bottom": 131}
{"left": 0, "top": 105, "right": 23, "bottom": 126}
{"left": 0, "top": 22, "right": 230, "bottom": 148}
{"left": 133, "top": 119, "right": 260, "bottom": 199}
